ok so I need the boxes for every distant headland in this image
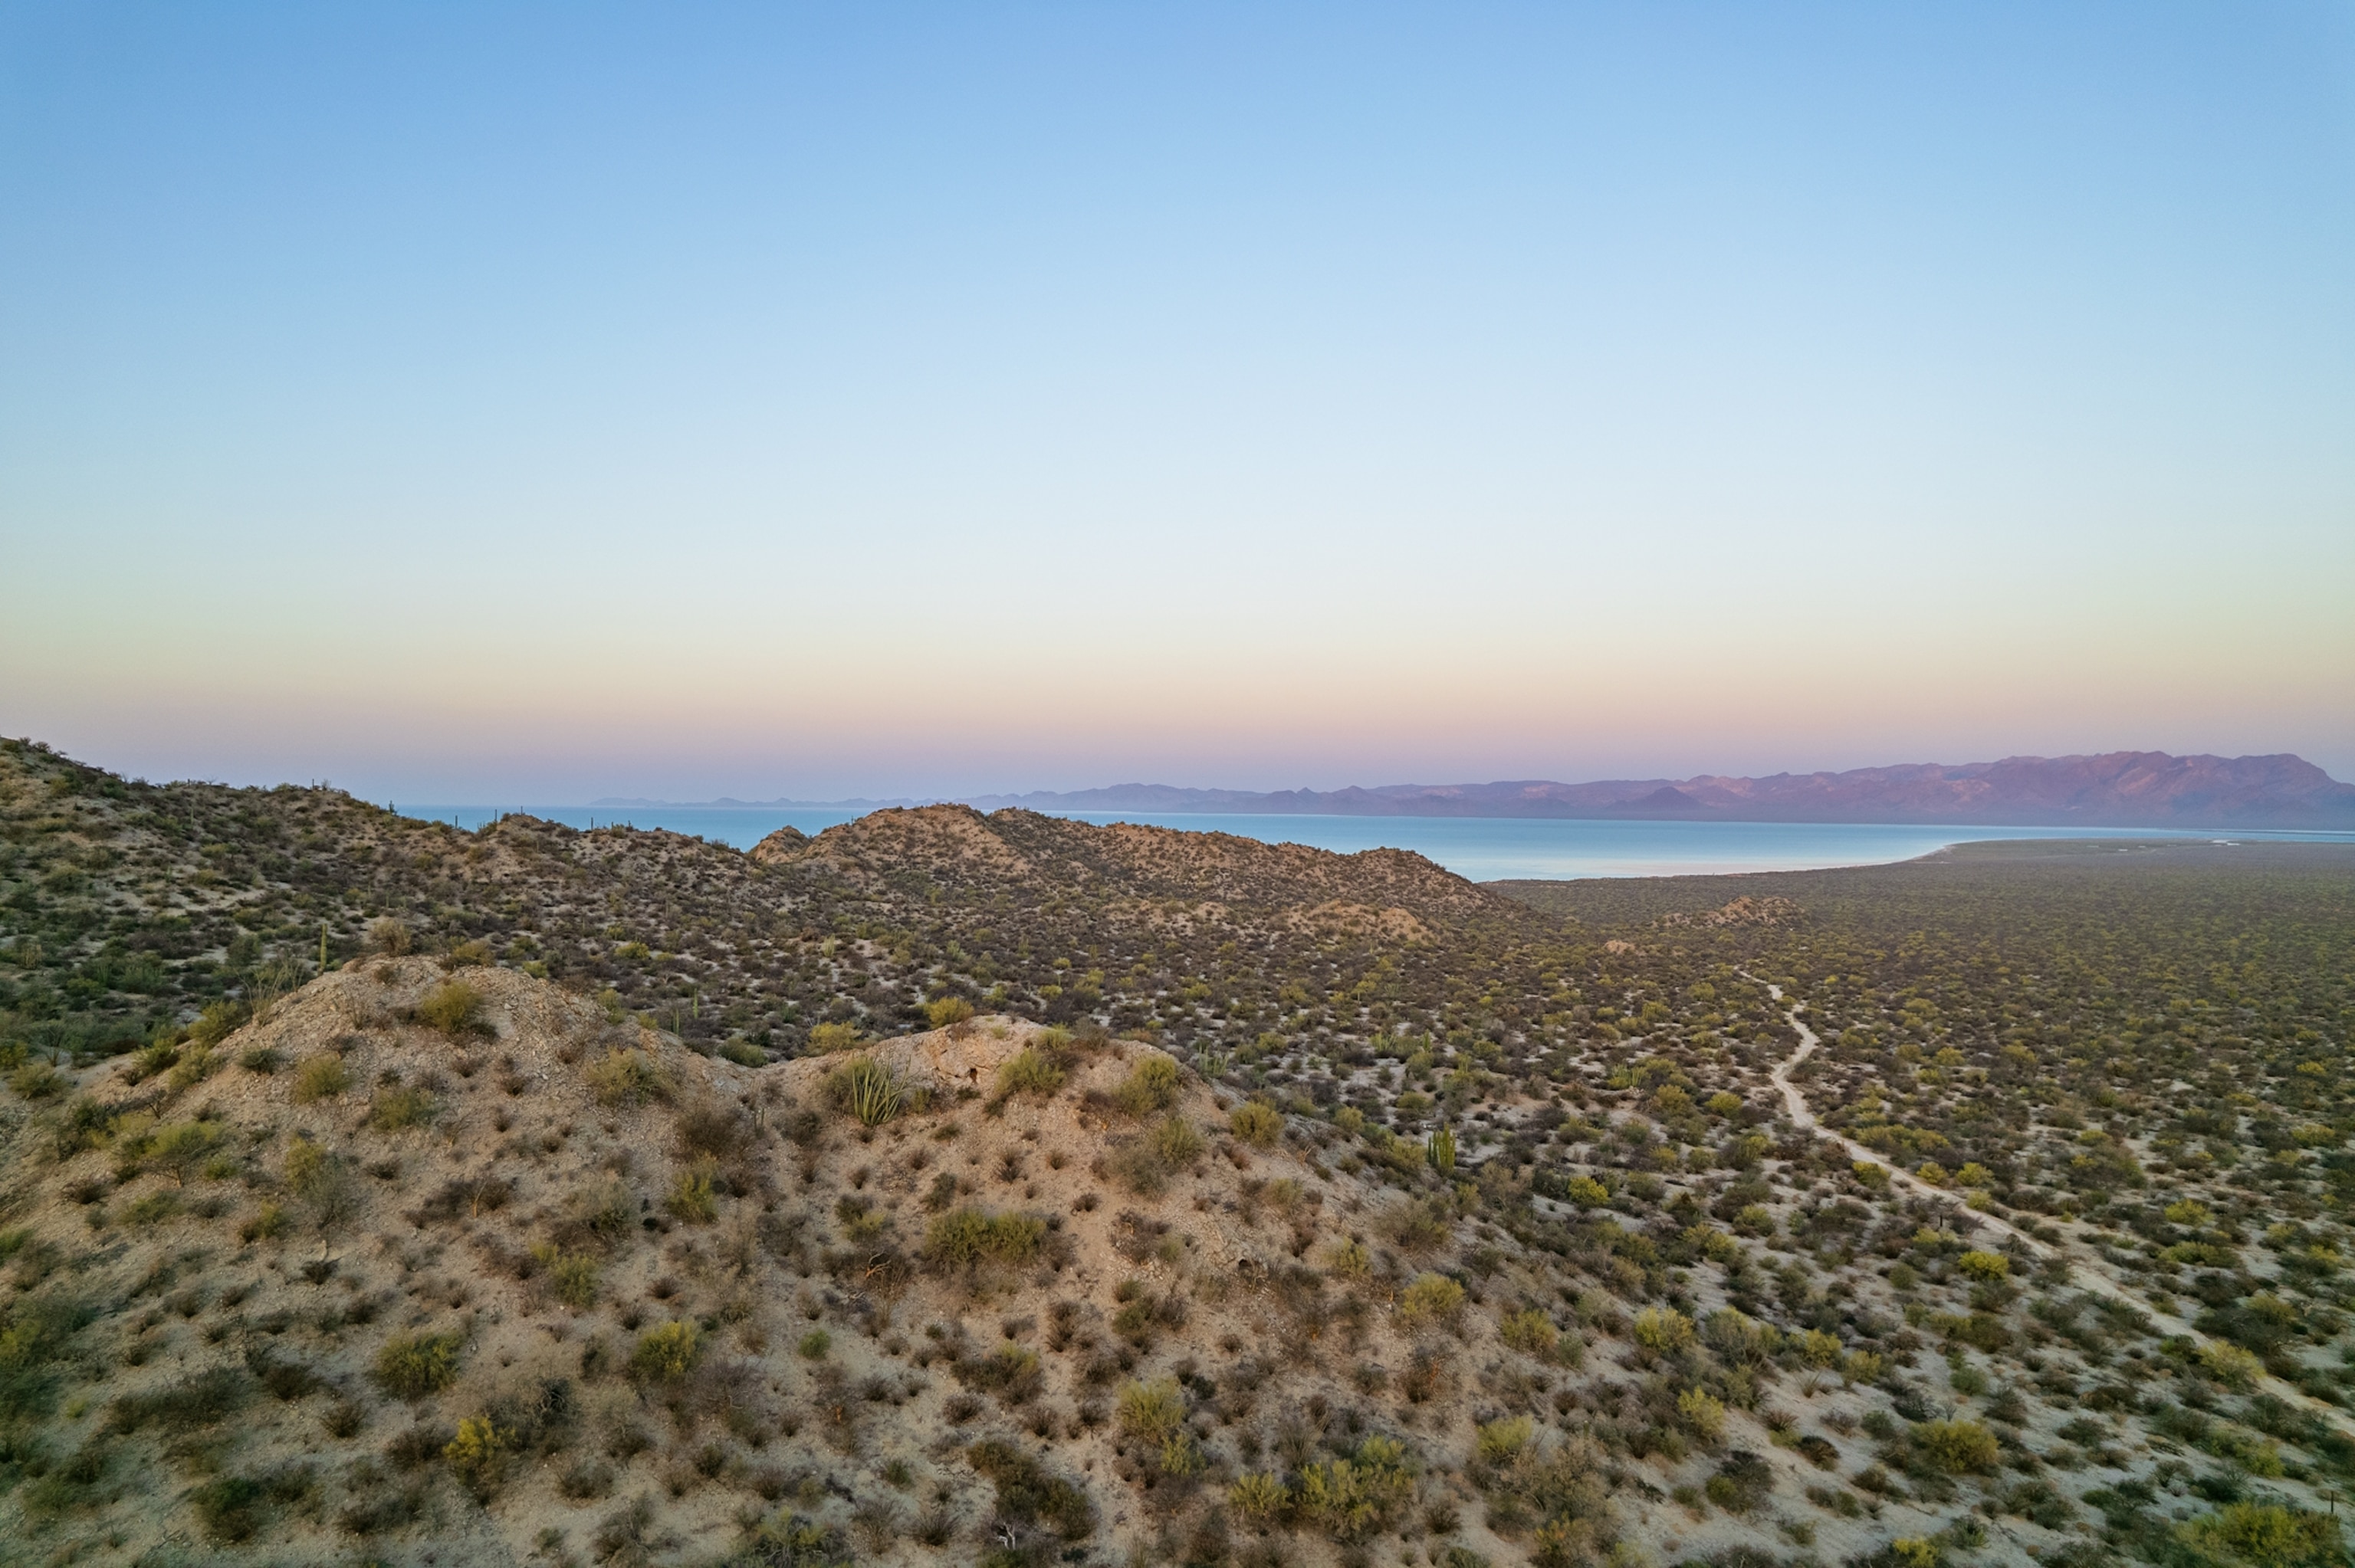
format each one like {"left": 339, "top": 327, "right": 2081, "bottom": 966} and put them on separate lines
{"left": 607, "top": 750, "right": 2355, "bottom": 830}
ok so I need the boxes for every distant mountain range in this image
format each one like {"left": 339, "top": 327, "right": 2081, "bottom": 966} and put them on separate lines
{"left": 596, "top": 752, "right": 2355, "bottom": 829}
{"left": 965, "top": 752, "right": 2355, "bottom": 828}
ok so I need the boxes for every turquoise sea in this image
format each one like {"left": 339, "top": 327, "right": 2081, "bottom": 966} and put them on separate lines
{"left": 392, "top": 804, "right": 2350, "bottom": 882}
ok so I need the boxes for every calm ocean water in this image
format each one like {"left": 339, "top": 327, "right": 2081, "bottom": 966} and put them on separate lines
{"left": 392, "top": 804, "right": 2347, "bottom": 881}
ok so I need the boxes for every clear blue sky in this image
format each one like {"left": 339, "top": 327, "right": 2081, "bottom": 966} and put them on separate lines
{"left": 3, "top": 3, "right": 2350, "bottom": 799}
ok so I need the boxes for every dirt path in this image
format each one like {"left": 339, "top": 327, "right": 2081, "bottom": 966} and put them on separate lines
{"left": 1757, "top": 979, "right": 2355, "bottom": 1438}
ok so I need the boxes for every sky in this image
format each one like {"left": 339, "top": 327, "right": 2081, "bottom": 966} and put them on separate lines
{"left": 2, "top": 2, "right": 2351, "bottom": 802}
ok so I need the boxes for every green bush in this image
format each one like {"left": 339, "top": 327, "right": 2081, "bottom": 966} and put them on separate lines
{"left": 238, "top": 1046, "right": 283, "bottom": 1074}
{"left": 926, "top": 996, "right": 976, "bottom": 1029}
{"left": 2179, "top": 1501, "right": 2343, "bottom": 1568}
{"left": 631, "top": 1320, "right": 701, "bottom": 1381}
{"left": 1632, "top": 1305, "right": 1693, "bottom": 1355}
{"left": 373, "top": 1332, "right": 464, "bottom": 1399}
{"left": 149, "top": 1119, "right": 225, "bottom": 1185}
{"left": 1500, "top": 1308, "right": 1559, "bottom": 1357}
{"left": 1399, "top": 1272, "right": 1466, "bottom": 1329}
{"left": 1706, "top": 1449, "right": 1774, "bottom": 1513}
{"left": 8, "top": 1062, "right": 66, "bottom": 1101}
{"left": 1115, "top": 1055, "right": 1182, "bottom": 1117}
{"left": 107, "top": 1365, "right": 249, "bottom": 1434}
{"left": 291, "top": 1053, "right": 349, "bottom": 1104}
{"left": 995, "top": 1046, "right": 1066, "bottom": 1100}
{"left": 1912, "top": 1419, "right": 2000, "bottom": 1475}
{"left": 1230, "top": 1471, "right": 1291, "bottom": 1521}
{"left": 925, "top": 1207, "right": 1047, "bottom": 1268}
{"left": 967, "top": 1439, "right": 1094, "bottom": 1540}
{"left": 530, "top": 1245, "right": 600, "bottom": 1310}
{"left": 1229, "top": 1101, "right": 1283, "bottom": 1146}
{"left": 1475, "top": 1415, "right": 1532, "bottom": 1465}
{"left": 415, "top": 981, "right": 487, "bottom": 1038}
{"left": 1294, "top": 1436, "right": 1414, "bottom": 1542}
{"left": 585, "top": 1047, "right": 673, "bottom": 1108}
{"left": 665, "top": 1163, "right": 719, "bottom": 1222}
{"left": 718, "top": 1038, "right": 767, "bottom": 1067}
{"left": 1151, "top": 1114, "right": 1205, "bottom": 1167}
{"left": 806, "top": 1021, "right": 863, "bottom": 1054}
{"left": 369, "top": 1085, "right": 438, "bottom": 1131}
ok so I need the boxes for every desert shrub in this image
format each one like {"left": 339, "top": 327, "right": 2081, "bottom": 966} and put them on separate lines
{"left": 531, "top": 1245, "right": 601, "bottom": 1310}
{"left": 666, "top": 1163, "right": 719, "bottom": 1223}
{"left": 166, "top": 1043, "right": 220, "bottom": 1091}
{"left": 1633, "top": 1305, "right": 1694, "bottom": 1355}
{"left": 8, "top": 1061, "right": 65, "bottom": 1100}
{"left": 718, "top": 1038, "right": 767, "bottom": 1067}
{"left": 1295, "top": 1435, "right": 1414, "bottom": 1542}
{"left": 995, "top": 1046, "right": 1066, "bottom": 1100}
{"left": 1912, "top": 1419, "right": 2000, "bottom": 1474}
{"left": 2199, "top": 1342, "right": 2265, "bottom": 1390}
{"left": 368, "top": 917, "right": 412, "bottom": 955}
{"left": 1679, "top": 1387, "right": 1728, "bottom": 1442}
{"left": 1323, "top": 1238, "right": 1372, "bottom": 1279}
{"left": 177, "top": 998, "right": 241, "bottom": 1049}
{"left": 967, "top": 1438, "right": 1094, "bottom": 1539}
{"left": 926, "top": 1208, "right": 1047, "bottom": 1268}
{"left": 444, "top": 1413, "right": 509, "bottom": 1495}
{"left": 1381, "top": 1197, "right": 1453, "bottom": 1251}
{"left": 1115, "top": 1055, "right": 1182, "bottom": 1117}
{"left": 1564, "top": 1175, "right": 1609, "bottom": 1207}
{"left": 1476, "top": 1415, "right": 1532, "bottom": 1465}
{"left": 1706, "top": 1449, "right": 1774, "bottom": 1513}
{"left": 586, "top": 1048, "right": 672, "bottom": 1108}
{"left": 190, "top": 1473, "right": 267, "bottom": 1542}
{"left": 373, "top": 1332, "right": 464, "bottom": 1399}
{"left": 1399, "top": 1273, "right": 1466, "bottom": 1329}
{"left": 1501, "top": 1308, "right": 1559, "bottom": 1357}
{"left": 1118, "top": 1376, "right": 1187, "bottom": 1447}
{"left": 0, "top": 1296, "right": 93, "bottom": 1423}
{"left": 631, "top": 1320, "right": 702, "bottom": 1382}
{"left": 149, "top": 1119, "right": 225, "bottom": 1185}
{"left": 806, "top": 1021, "right": 864, "bottom": 1054}
{"left": 799, "top": 1330, "right": 831, "bottom": 1360}
{"left": 107, "top": 1365, "right": 249, "bottom": 1433}
{"left": 2178, "top": 1501, "right": 2342, "bottom": 1568}
{"left": 926, "top": 996, "right": 976, "bottom": 1030}
{"left": 1703, "top": 1307, "right": 1779, "bottom": 1366}
{"left": 576, "top": 1177, "right": 636, "bottom": 1244}
{"left": 292, "top": 1053, "right": 350, "bottom": 1104}
{"left": 1230, "top": 1471, "right": 1291, "bottom": 1521}
{"left": 825, "top": 1056, "right": 905, "bottom": 1126}
{"left": 415, "top": 981, "right": 487, "bottom": 1038}
{"left": 734, "top": 1511, "right": 857, "bottom": 1566}
{"left": 958, "top": 1341, "right": 1043, "bottom": 1403}
{"left": 676, "top": 1101, "right": 753, "bottom": 1165}
{"left": 238, "top": 1046, "right": 283, "bottom": 1074}
{"left": 1230, "top": 1101, "right": 1283, "bottom": 1146}
{"left": 370, "top": 1085, "right": 438, "bottom": 1131}
{"left": 1151, "top": 1114, "right": 1205, "bottom": 1166}
{"left": 241, "top": 1202, "right": 287, "bottom": 1242}
{"left": 1956, "top": 1250, "right": 2010, "bottom": 1282}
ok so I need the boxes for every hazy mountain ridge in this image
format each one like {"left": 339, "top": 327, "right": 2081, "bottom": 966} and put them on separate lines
{"left": 967, "top": 751, "right": 2355, "bottom": 828}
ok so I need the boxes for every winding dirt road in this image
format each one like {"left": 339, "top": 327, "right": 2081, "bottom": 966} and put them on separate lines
{"left": 1758, "top": 979, "right": 2355, "bottom": 1438}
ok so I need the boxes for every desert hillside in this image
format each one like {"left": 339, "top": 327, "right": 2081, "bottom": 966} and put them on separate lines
{"left": 8, "top": 738, "right": 2355, "bottom": 1568}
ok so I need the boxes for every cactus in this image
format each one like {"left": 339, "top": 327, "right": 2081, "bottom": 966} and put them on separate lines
{"left": 1426, "top": 1124, "right": 1457, "bottom": 1174}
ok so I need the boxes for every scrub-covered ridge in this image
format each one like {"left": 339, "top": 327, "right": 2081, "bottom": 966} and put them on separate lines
{"left": 5, "top": 737, "right": 2355, "bottom": 1568}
